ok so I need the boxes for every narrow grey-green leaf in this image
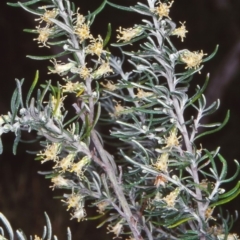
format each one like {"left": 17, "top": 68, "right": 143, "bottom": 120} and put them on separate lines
{"left": 203, "top": 45, "right": 219, "bottom": 62}
{"left": 15, "top": 79, "right": 24, "bottom": 109}
{"left": 26, "top": 70, "right": 39, "bottom": 108}
{"left": 44, "top": 212, "right": 52, "bottom": 240}
{"left": 13, "top": 130, "right": 21, "bottom": 155}
{"left": 107, "top": 1, "right": 134, "bottom": 11}
{"left": 7, "top": 0, "right": 41, "bottom": 7}
{"left": 187, "top": 74, "right": 209, "bottom": 106}
{"left": 67, "top": 228, "right": 72, "bottom": 240}
{"left": 40, "top": 80, "right": 51, "bottom": 103}
{"left": 49, "top": 18, "right": 74, "bottom": 34}
{"left": 92, "top": 102, "right": 101, "bottom": 129}
{"left": 103, "top": 23, "right": 112, "bottom": 47}
{"left": 17, "top": 2, "right": 42, "bottom": 15}
{"left": 195, "top": 110, "right": 230, "bottom": 140}
{"left": 221, "top": 160, "right": 240, "bottom": 183}
{"left": 0, "top": 138, "right": 3, "bottom": 154}
{"left": 27, "top": 50, "right": 70, "bottom": 60}
{"left": 11, "top": 88, "right": 18, "bottom": 114}
{"left": 87, "top": 0, "right": 108, "bottom": 19}
{"left": 0, "top": 213, "right": 14, "bottom": 240}
{"left": 16, "top": 230, "right": 26, "bottom": 240}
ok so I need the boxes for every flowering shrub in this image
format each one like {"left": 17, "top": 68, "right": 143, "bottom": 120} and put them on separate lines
{"left": 0, "top": 0, "right": 239, "bottom": 240}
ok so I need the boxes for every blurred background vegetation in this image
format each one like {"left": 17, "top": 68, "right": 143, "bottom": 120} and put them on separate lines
{"left": 0, "top": 0, "right": 239, "bottom": 239}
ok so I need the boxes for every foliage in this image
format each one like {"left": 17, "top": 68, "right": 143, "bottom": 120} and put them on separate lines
{"left": 0, "top": 0, "right": 239, "bottom": 239}
{"left": 0, "top": 212, "right": 72, "bottom": 240}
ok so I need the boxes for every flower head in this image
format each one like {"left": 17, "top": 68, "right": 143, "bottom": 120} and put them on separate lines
{"left": 136, "top": 88, "right": 153, "bottom": 98}
{"left": 74, "top": 23, "right": 92, "bottom": 43}
{"left": 93, "top": 60, "right": 114, "bottom": 78}
{"left": 86, "top": 35, "right": 107, "bottom": 58}
{"left": 37, "top": 143, "right": 61, "bottom": 163}
{"left": 107, "top": 221, "right": 124, "bottom": 239}
{"left": 35, "top": 7, "right": 59, "bottom": 25}
{"left": 62, "top": 81, "right": 85, "bottom": 96}
{"left": 71, "top": 64, "right": 92, "bottom": 80}
{"left": 96, "top": 200, "right": 109, "bottom": 214}
{"left": 116, "top": 26, "right": 142, "bottom": 42}
{"left": 164, "top": 128, "right": 181, "bottom": 149}
{"left": 205, "top": 207, "right": 216, "bottom": 221}
{"left": 48, "top": 59, "right": 75, "bottom": 75}
{"left": 62, "top": 192, "right": 83, "bottom": 210}
{"left": 100, "top": 80, "right": 117, "bottom": 91}
{"left": 34, "top": 25, "right": 53, "bottom": 48}
{"left": 34, "top": 235, "right": 42, "bottom": 240}
{"left": 109, "top": 100, "right": 126, "bottom": 118}
{"left": 73, "top": 8, "right": 86, "bottom": 27}
{"left": 152, "top": 153, "right": 169, "bottom": 172}
{"left": 172, "top": 22, "right": 188, "bottom": 42}
{"left": 180, "top": 50, "right": 207, "bottom": 71}
{"left": 152, "top": 1, "right": 174, "bottom": 20}
{"left": 69, "top": 156, "right": 90, "bottom": 179}
{"left": 163, "top": 187, "right": 180, "bottom": 208}
{"left": 50, "top": 175, "right": 72, "bottom": 190}
{"left": 71, "top": 206, "right": 87, "bottom": 222}
{"left": 53, "top": 153, "right": 76, "bottom": 173}
{"left": 217, "top": 234, "right": 240, "bottom": 240}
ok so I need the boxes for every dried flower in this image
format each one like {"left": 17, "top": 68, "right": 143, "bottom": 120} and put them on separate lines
{"left": 205, "top": 207, "right": 216, "bottom": 221}
{"left": 116, "top": 26, "right": 142, "bottom": 42}
{"left": 152, "top": 1, "right": 174, "bottom": 20}
{"left": 172, "top": 22, "right": 188, "bottom": 42}
{"left": 109, "top": 100, "right": 126, "bottom": 118}
{"left": 96, "top": 200, "right": 109, "bottom": 214}
{"left": 35, "top": 7, "right": 59, "bottom": 25}
{"left": 163, "top": 187, "right": 180, "bottom": 208}
{"left": 199, "top": 179, "right": 215, "bottom": 194}
{"left": 107, "top": 221, "right": 124, "bottom": 239}
{"left": 71, "top": 206, "right": 87, "bottom": 222}
{"left": 37, "top": 143, "right": 61, "bottom": 163}
{"left": 34, "top": 25, "right": 53, "bottom": 48}
{"left": 136, "top": 88, "right": 153, "bottom": 98}
{"left": 48, "top": 59, "right": 75, "bottom": 75}
{"left": 180, "top": 50, "right": 206, "bottom": 71}
{"left": 100, "top": 80, "right": 117, "bottom": 91}
{"left": 154, "top": 175, "right": 168, "bottom": 187}
{"left": 207, "top": 225, "right": 223, "bottom": 236}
